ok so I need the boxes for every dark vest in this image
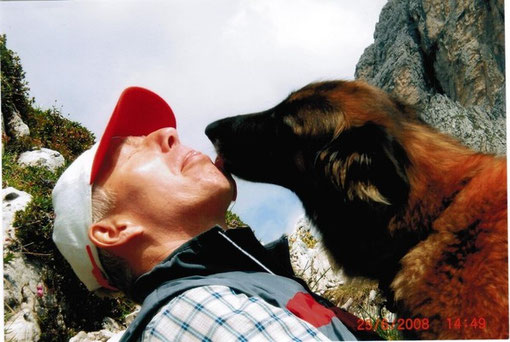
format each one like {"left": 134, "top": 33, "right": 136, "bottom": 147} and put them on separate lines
{"left": 119, "top": 227, "right": 359, "bottom": 341}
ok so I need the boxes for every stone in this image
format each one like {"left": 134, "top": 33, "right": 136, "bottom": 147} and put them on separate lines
{"left": 69, "top": 330, "right": 116, "bottom": 342}
{"left": 107, "top": 331, "right": 126, "bottom": 342}
{"left": 4, "top": 308, "right": 41, "bottom": 342}
{"left": 4, "top": 253, "right": 43, "bottom": 342}
{"left": 124, "top": 306, "right": 141, "bottom": 325}
{"left": 69, "top": 315, "right": 131, "bottom": 342}
{"left": 368, "top": 289, "right": 377, "bottom": 303}
{"left": 7, "top": 109, "right": 30, "bottom": 138}
{"left": 18, "top": 147, "right": 65, "bottom": 172}
{"left": 340, "top": 298, "right": 354, "bottom": 311}
{"left": 103, "top": 317, "right": 123, "bottom": 331}
{"left": 355, "top": 0, "right": 505, "bottom": 155}
{"left": 2, "top": 187, "right": 32, "bottom": 245}
{"left": 288, "top": 216, "right": 346, "bottom": 295}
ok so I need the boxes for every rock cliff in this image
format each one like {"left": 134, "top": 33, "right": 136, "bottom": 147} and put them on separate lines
{"left": 355, "top": 0, "right": 505, "bottom": 154}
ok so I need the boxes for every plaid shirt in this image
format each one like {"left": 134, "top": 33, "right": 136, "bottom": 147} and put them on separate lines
{"left": 140, "top": 285, "right": 331, "bottom": 341}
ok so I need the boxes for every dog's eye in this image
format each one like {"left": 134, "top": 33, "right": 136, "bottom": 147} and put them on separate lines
{"left": 282, "top": 115, "right": 295, "bottom": 127}
{"left": 282, "top": 115, "right": 305, "bottom": 137}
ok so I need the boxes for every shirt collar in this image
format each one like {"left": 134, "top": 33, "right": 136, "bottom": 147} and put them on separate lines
{"left": 132, "top": 226, "right": 289, "bottom": 302}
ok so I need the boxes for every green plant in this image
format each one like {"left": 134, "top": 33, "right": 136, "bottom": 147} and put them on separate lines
{"left": 3, "top": 251, "right": 15, "bottom": 265}
{"left": 225, "top": 210, "right": 246, "bottom": 229}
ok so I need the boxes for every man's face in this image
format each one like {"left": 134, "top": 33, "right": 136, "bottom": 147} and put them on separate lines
{"left": 95, "top": 127, "right": 235, "bottom": 230}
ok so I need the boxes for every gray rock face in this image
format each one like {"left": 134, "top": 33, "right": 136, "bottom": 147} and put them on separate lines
{"left": 355, "top": 0, "right": 505, "bottom": 154}
{"left": 18, "top": 148, "right": 65, "bottom": 172}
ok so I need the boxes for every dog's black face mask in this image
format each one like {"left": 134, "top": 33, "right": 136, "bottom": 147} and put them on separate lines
{"left": 205, "top": 93, "right": 337, "bottom": 190}
{"left": 205, "top": 109, "right": 298, "bottom": 188}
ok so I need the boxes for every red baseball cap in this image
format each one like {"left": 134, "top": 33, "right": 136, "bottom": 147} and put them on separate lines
{"left": 91, "top": 87, "right": 177, "bottom": 183}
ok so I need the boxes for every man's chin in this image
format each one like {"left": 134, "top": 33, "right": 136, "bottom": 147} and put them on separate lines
{"left": 227, "top": 175, "right": 237, "bottom": 201}
{"left": 213, "top": 165, "right": 237, "bottom": 202}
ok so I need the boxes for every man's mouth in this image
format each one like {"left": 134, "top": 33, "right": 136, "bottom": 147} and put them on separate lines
{"left": 181, "top": 150, "right": 203, "bottom": 171}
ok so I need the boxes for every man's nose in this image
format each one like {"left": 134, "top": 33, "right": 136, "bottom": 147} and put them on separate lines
{"left": 146, "top": 127, "right": 180, "bottom": 152}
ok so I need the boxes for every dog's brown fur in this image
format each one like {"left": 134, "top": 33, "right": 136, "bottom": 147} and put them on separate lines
{"left": 206, "top": 80, "right": 508, "bottom": 339}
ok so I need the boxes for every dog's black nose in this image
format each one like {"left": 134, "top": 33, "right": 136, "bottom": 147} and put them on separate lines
{"left": 205, "top": 120, "right": 220, "bottom": 141}
{"left": 206, "top": 117, "right": 234, "bottom": 142}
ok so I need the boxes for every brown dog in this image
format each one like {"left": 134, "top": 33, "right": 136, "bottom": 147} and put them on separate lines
{"left": 205, "top": 80, "right": 508, "bottom": 339}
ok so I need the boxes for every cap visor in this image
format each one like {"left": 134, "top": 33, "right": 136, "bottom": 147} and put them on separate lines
{"left": 90, "top": 87, "right": 176, "bottom": 183}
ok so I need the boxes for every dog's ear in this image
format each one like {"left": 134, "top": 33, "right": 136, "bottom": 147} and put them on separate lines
{"left": 315, "top": 123, "right": 409, "bottom": 208}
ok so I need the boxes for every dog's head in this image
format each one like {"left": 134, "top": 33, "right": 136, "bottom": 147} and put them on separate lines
{"left": 206, "top": 80, "right": 413, "bottom": 210}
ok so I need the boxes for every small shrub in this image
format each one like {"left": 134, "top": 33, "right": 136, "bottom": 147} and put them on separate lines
{"left": 25, "top": 106, "right": 95, "bottom": 160}
{"left": 1, "top": 34, "right": 32, "bottom": 125}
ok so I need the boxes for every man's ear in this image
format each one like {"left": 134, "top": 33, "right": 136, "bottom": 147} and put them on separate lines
{"left": 88, "top": 217, "right": 144, "bottom": 249}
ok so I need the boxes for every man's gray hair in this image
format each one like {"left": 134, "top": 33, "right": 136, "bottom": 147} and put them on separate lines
{"left": 91, "top": 186, "right": 136, "bottom": 297}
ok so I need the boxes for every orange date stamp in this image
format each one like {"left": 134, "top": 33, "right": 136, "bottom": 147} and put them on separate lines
{"left": 356, "top": 318, "right": 430, "bottom": 331}
{"left": 446, "top": 317, "right": 486, "bottom": 330}
{"left": 356, "top": 317, "right": 488, "bottom": 332}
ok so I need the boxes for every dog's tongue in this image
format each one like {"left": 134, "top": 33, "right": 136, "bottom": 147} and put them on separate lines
{"left": 215, "top": 156, "right": 237, "bottom": 201}
{"left": 214, "top": 155, "right": 225, "bottom": 170}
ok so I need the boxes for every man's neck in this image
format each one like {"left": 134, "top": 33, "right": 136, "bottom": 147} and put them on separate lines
{"left": 128, "top": 219, "right": 226, "bottom": 277}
